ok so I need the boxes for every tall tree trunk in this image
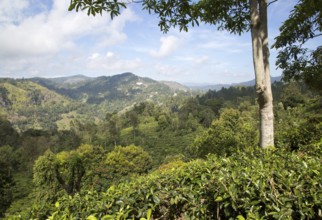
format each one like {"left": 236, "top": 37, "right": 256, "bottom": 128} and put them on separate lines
{"left": 250, "top": 0, "right": 274, "bottom": 148}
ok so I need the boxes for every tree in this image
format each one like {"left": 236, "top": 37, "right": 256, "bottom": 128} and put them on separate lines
{"left": 106, "top": 145, "right": 152, "bottom": 180}
{"left": 157, "top": 114, "right": 170, "bottom": 131}
{"left": 106, "top": 114, "right": 120, "bottom": 147}
{"left": 33, "top": 150, "right": 61, "bottom": 202}
{"left": 33, "top": 146, "right": 96, "bottom": 199}
{"left": 54, "top": 151, "right": 85, "bottom": 196}
{"left": 0, "top": 117, "right": 19, "bottom": 147}
{"left": 126, "top": 110, "right": 139, "bottom": 137}
{"left": 0, "top": 146, "right": 15, "bottom": 217}
{"left": 190, "top": 108, "right": 258, "bottom": 157}
{"left": 0, "top": 161, "right": 14, "bottom": 218}
{"left": 279, "top": 82, "right": 305, "bottom": 110}
{"left": 69, "top": 0, "right": 276, "bottom": 148}
{"left": 75, "top": 144, "right": 108, "bottom": 191}
{"left": 273, "top": 0, "right": 321, "bottom": 94}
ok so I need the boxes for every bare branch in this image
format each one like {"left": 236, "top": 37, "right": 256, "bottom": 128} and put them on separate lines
{"left": 313, "top": 33, "right": 322, "bottom": 38}
{"left": 128, "top": 0, "right": 143, "bottom": 4}
{"left": 268, "top": 0, "right": 279, "bottom": 7}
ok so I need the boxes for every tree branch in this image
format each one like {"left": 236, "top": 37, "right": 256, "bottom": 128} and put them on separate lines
{"left": 55, "top": 167, "right": 69, "bottom": 193}
{"left": 313, "top": 33, "right": 322, "bottom": 38}
{"left": 268, "top": 0, "right": 279, "bottom": 7}
{"left": 130, "top": 0, "right": 144, "bottom": 3}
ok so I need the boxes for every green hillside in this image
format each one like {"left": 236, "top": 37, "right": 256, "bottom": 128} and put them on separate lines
{"left": 0, "top": 78, "right": 106, "bottom": 131}
{"left": 0, "top": 79, "right": 73, "bottom": 131}
{"left": 1, "top": 78, "right": 321, "bottom": 219}
{"left": 31, "top": 72, "right": 193, "bottom": 113}
{"left": 1, "top": 73, "right": 192, "bottom": 132}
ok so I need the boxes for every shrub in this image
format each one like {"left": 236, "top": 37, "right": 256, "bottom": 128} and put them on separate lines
{"left": 106, "top": 144, "right": 153, "bottom": 178}
{"left": 190, "top": 108, "right": 258, "bottom": 157}
{"left": 27, "top": 143, "right": 322, "bottom": 219}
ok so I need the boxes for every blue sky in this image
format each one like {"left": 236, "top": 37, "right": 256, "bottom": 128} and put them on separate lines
{"left": 0, "top": 0, "right": 316, "bottom": 84}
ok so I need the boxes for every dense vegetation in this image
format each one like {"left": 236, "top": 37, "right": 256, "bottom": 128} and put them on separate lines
{"left": 1, "top": 0, "right": 320, "bottom": 217}
{"left": 30, "top": 72, "right": 192, "bottom": 112}
{"left": 0, "top": 78, "right": 321, "bottom": 219}
{"left": 0, "top": 73, "right": 194, "bottom": 132}
{"left": 31, "top": 144, "right": 322, "bottom": 219}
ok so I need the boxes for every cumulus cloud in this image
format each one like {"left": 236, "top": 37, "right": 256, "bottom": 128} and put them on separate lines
{"left": 0, "top": 0, "right": 137, "bottom": 58}
{"left": 0, "top": 0, "right": 139, "bottom": 77}
{"left": 150, "top": 35, "right": 181, "bottom": 58}
{"left": 87, "top": 51, "right": 143, "bottom": 71}
{"left": 0, "top": 0, "right": 288, "bottom": 83}
{"left": 0, "top": 0, "right": 29, "bottom": 24}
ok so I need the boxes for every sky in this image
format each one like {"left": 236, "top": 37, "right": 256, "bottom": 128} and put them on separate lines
{"left": 0, "top": 0, "right": 317, "bottom": 85}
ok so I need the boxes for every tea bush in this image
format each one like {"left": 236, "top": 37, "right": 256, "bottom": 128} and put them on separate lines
{"left": 28, "top": 142, "right": 322, "bottom": 219}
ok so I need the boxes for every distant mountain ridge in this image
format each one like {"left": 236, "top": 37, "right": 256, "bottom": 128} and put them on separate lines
{"left": 0, "top": 73, "right": 193, "bottom": 131}
{"left": 0, "top": 73, "right": 282, "bottom": 132}
{"left": 31, "top": 74, "right": 94, "bottom": 90}
{"left": 188, "top": 76, "right": 282, "bottom": 91}
{"left": 30, "top": 72, "right": 192, "bottom": 108}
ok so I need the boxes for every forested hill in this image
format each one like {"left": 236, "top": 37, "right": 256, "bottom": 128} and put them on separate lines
{"left": 0, "top": 78, "right": 75, "bottom": 132}
{"left": 1, "top": 77, "right": 321, "bottom": 218}
{"left": 0, "top": 73, "right": 193, "bottom": 131}
{"left": 30, "top": 72, "right": 192, "bottom": 105}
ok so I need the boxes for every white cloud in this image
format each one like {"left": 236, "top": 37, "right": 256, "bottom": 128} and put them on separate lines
{"left": 0, "top": 0, "right": 29, "bottom": 24}
{"left": 0, "top": 0, "right": 289, "bottom": 83}
{"left": 0, "top": 0, "right": 140, "bottom": 78}
{"left": 89, "top": 53, "right": 100, "bottom": 60}
{"left": 87, "top": 51, "right": 143, "bottom": 71}
{"left": 195, "top": 56, "right": 209, "bottom": 64}
{"left": 96, "top": 9, "right": 139, "bottom": 47}
{"left": 106, "top": 52, "right": 114, "bottom": 58}
{"left": 0, "top": 54, "right": 64, "bottom": 78}
{"left": 176, "top": 55, "right": 209, "bottom": 64}
{"left": 150, "top": 35, "right": 181, "bottom": 58}
{"left": 0, "top": 0, "right": 137, "bottom": 58}
{"left": 196, "top": 30, "right": 251, "bottom": 53}
{"left": 155, "top": 63, "right": 191, "bottom": 77}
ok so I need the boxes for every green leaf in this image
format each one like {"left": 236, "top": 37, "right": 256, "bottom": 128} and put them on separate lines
{"left": 312, "top": 170, "right": 320, "bottom": 175}
{"left": 153, "top": 195, "right": 160, "bottom": 204}
{"left": 102, "top": 215, "right": 115, "bottom": 220}
{"left": 237, "top": 215, "right": 245, "bottom": 220}
{"left": 87, "top": 215, "right": 97, "bottom": 220}
{"left": 68, "top": 2, "right": 77, "bottom": 11}
{"left": 147, "top": 208, "right": 152, "bottom": 220}
{"left": 215, "top": 196, "right": 223, "bottom": 202}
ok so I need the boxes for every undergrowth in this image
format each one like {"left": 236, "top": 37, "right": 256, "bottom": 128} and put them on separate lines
{"left": 13, "top": 142, "right": 322, "bottom": 219}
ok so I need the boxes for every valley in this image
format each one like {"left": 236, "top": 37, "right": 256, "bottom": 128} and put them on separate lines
{"left": 0, "top": 73, "right": 321, "bottom": 219}
{"left": 0, "top": 72, "right": 194, "bottom": 132}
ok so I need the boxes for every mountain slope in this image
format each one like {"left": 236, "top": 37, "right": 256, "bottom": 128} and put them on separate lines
{"left": 0, "top": 73, "right": 193, "bottom": 131}
{"left": 30, "top": 72, "right": 193, "bottom": 111}
{"left": 160, "top": 81, "right": 190, "bottom": 92}
{"left": 31, "top": 74, "right": 94, "bottom": 90}
{"left": 0, "top": 78, "right": 77, "bottom": 131}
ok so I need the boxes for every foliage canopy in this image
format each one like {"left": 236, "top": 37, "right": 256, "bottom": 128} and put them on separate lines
{"left": 273, "top": 0, "right": 322, "bottom": 93}
{"left": 29, "top": 142, "right": 322, "bottom": 219}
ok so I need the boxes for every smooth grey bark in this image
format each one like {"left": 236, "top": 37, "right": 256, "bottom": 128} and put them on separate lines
{"left": 250, "top": 0, "right": 274, "bottom": 148}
